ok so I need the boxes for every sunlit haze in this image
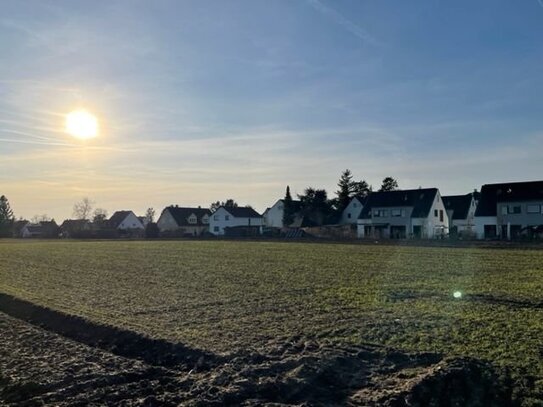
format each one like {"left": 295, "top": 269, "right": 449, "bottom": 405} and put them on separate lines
{"left": 1, "top": 0, "right": 542, "bottom": 221}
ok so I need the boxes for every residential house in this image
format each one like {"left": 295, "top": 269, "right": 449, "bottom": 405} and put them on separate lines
{"left": 474, "top": 181, "right": 543, "bottom": 239}
{"left": 21, "top": 220, "right": 59, "bottom": 238}
{"left": 340, "top": 196, "right": 367, "bottom": 225}
{"left": 108, "top": 211, "right": 144, "bottom": 235}
{"left": 11, "top": 220, "right": 29, "bottom": 238}
{"left": 209, "top": 206, "right": 263, "bottom": 236}
{"left": 157, "top": 206, "right": 211, "bottom": 236}
{"left": 357, "top": 188, "right": 448, "bottom": 239}
{"left": 263, "top": 199, "right": 302, "bottom": 228}
{"left": 60, "top": 219, "right": 92, "bottom": 238}
{"left": 442, "top": 191, "right": 479, "bottom": 237}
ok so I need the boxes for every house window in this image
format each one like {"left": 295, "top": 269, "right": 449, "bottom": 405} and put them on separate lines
{"left": 188, "top": 215, "right": 197, "bottom": 224}
{"left": 501, "top": 206, "right": 508, "bottom": 215}
{"left": 213, "top": 215, "right": 219, "bottom": 221}
{"left": 527, "top": 204, "right": 541, "bottom": 214}
{"left": 507, "top": 205, "right": 521, "bottom": 214}
{"left": 353, "top": 203, "right": 357, "bottom": 208}
{"left": 374, "top": 210, "right": 388, "bottom": 217}
{"left": 434, "top": 209, "right": 438, "bottom": 217}
{"left": 439, "top": 210, "right": 444, "bottom": 222}
{"left": 347, "top": 213, "right": 351, "bottom": 219}
{"left": 225, "top": 215, "right": 230, "bottom": 221}
{"left": 391, "top": 209, "right": 403, "bottom": 217}
{"left": 213, "top": 226, "right": 219, "bottom": 232}
{"left": 202, "top": 216, "right": 209, "bottom": 224}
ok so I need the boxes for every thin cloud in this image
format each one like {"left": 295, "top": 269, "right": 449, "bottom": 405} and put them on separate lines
{"left": 306, "top": 0, "right": 380, "bottom": 46}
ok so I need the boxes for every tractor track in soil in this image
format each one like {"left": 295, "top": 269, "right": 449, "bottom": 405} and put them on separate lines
{"left": 0, "top": 292, "right": 525, "bottom": 406}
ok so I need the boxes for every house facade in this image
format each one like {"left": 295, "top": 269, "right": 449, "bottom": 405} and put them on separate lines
{"left": 357, "top": 188, "right": 448, "bottom": 239}
{"left": 157, "top": 206, "right": 211, "bottom": 236}
{"left": 474, "top": 181, "right": 543, "bottom": 239}
{"left": 108, "top": 211, "right": 144, "bottom": 232}
{"left": 209, "top": 206, "right": 263, "bottom": 236}
{"left": 263, "top": 199, "right": 301, "bottom": 228}
{"left": 442, "top": 192, "right": 479, "bottom": 237}
{"left": 340, "top": 196, "right": 366, "bottom": 225}
{"left": 21, "top": 220, "right": 59, "bottom": 238}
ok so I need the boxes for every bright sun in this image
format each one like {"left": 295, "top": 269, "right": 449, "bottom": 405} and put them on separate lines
{"left": 65, "top": 110, "right": 98, "bottom": 139}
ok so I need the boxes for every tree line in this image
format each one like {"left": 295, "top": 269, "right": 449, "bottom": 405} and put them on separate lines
{"left": 282, "top": 171, "right": 399, "bottom": 227}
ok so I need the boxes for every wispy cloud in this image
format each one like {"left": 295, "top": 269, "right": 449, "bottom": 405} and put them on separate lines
{"left": 306, "top": 0, "right": 380, "bottom": 46}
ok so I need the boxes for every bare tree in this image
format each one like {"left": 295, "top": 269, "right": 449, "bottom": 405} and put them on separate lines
{"left": 92, "top": 208, "right": 108, "bottom": 225}
{"left": 73, "top": 197, "right": 94, "bottom": 220}
{"left": 145, "top": 207, "right": 155, "bottom": 224}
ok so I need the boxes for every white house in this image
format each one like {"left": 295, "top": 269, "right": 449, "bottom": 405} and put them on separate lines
{"left": 157, "top": 206, "right": 211, "bottom": 236}
{"left": 340, "top": 196, "right": 367, "bottom": 225}
{"left": 209, "top": 206, "right": 263, "bottom": 236}
{"left": 357, "top": 188, "right": 448, "bottom": 239}
{"left": 474, "top": 181, "right": 543, "bottom": 239}
{"left": 442, "top": 192, "right": 479, "bottom": 237}
{"left": 108, "top": 210, "right": 144, "bottom": 231}
{"left": 263, "top": 199, "right": 301, "bottom": 228}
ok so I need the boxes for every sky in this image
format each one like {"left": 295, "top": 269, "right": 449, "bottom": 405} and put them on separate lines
{"left": 1, "top": 0, "right": 543, "bottom": 221}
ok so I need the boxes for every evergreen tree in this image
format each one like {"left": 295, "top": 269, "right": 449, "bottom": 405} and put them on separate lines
{"left": 379, "top": 177, "right": 399, "bottom": 192}
{"left": 298, "top": 187, "right": 333, "bottom": 225}
{"left": 335, "top": 169, "right": 372, "bottom": 213}
{"left": 0, "top": 195, "right": 14, "bottom": 237}
{"left": 352, "top": 180, "right": 371, "bottom": 197}
{"left": 282, "top": 185, "right": 295, "bottom": 227}
{"left": 336, "top": 169, "right": 354, "bottom": 213}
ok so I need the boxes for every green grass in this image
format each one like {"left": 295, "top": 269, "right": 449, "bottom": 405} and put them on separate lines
{"left": 0, "top": 240, "right": 542, "bottom": 380}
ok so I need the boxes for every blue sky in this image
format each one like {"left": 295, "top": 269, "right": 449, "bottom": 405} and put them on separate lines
{"left": 1, "top": 0, "right": 542, "bottom": 220}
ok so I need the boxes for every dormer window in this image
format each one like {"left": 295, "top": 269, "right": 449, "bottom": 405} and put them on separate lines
{"left": 188, "top": 214, "right": 197, "bottom": 224}
{"left": 202, "top": 215, "right": 209, "bottom": 224}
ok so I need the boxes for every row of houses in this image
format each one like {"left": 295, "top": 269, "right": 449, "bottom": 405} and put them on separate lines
{"left": 156, "top": 180, "right": 543, "bottom": 240}
{"left": 12, "top": 180, "right": 543, "bottom": 240}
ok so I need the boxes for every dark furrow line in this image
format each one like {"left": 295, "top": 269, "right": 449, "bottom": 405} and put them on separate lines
{"left": 0, "top": 292, "right": 223, "bottom": 371}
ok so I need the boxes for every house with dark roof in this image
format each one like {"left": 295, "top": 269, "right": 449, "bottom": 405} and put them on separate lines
{"left": 157, "top": 206, "right": 212, "bottom": 236}
{"left": 108, "top": 211, "right": 144, "bottom": 233}
{"left": 209, "top": 206, "right": 263, "bottom": 236}
{"left": 474, "top": 181, "right": 543, "bottom": 239}
{"left": 357, "top": 188, "right": 448, "bottom": 239}
{"left": 60, "top": 219, "right": 92, "bottom": 238}
{"left": 263, "top": 199, "right": 302, "bottom": 228}
{"left": 21, "top": 220, "right": 60, "bottom": 238}
{"left": 442, "top": 191, "right": 479, "bottom": 237}
{"left": 11, "top": 220, "right": 29, "bottom": 238}
{"left": 340, "top": 195, "right": 367, "bottom": 225}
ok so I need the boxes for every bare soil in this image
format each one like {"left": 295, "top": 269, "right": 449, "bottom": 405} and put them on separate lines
{"left": 0, "top": 293, "right": 521, "bottom": 406}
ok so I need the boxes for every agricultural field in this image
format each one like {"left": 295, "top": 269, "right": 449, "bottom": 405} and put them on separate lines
{"left": 0, "top": 240, "right": 542, "bottom": 405}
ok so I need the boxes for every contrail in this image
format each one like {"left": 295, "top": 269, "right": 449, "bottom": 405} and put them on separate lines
{"left": 306, "top": 0, "right": 380, "bottom": 46}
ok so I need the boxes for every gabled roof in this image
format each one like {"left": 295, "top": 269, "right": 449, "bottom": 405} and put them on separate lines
{"left": 475, "top": 181, "right": 543, "bottom": 217}
{"left": 221, "top": 206, "right": 262, "bottom": 218}
{"left": 443, "top": 193, "right": 475, "bottom": 220}
{"left": 276, "top": 199, "right": 302, "bottom": 212}
{"left": 39, "top": 220, "right": 59, "bottom": 234}
{"left": 60, "top": 219, "right": 91, "bottom": 230}
{"left": 164, "top": 206, "right": 212, "bottom": 227}
{"left": 349, "top": 195, "right": 368, "bottom": 206}
{"left": 108, "top": 211, "right": 136, "bottom": 229}
{"left": 359, "top": 188, "right": 438, "bottom": 219}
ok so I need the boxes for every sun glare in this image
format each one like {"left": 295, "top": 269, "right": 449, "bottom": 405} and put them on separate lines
{"left": 65, "top": 110, "right": 98, "bottom": 139}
